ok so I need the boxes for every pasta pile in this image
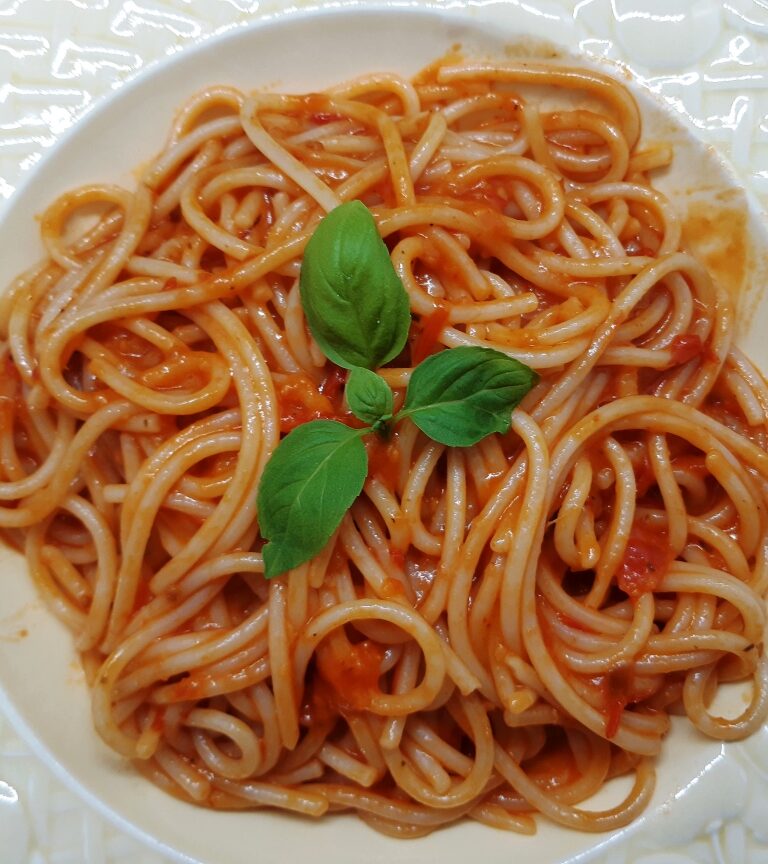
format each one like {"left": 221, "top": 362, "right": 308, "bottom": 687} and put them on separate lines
{"left": 1, "top": 57, "right": 766, "bottom": 836}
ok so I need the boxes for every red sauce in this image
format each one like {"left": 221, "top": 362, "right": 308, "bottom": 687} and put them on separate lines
{"left": 598, "top": 367, "right": 639, "bottom": 406}
{"left": 366, "top": 436, "right": 401, "bottom": 490}
{"left": 276, "top": 373, "right": 337, "bottom": 433}
{"left": 461, "top": 182, "right": 509, "bottom": 213}
{"left": 411, "top": 306, "right": 449, "bottom": 366}
{"left": 682, "top": 197, "right": 748, "bottom": 302}
{"left": 132, "top": 578, "right": 153, "bottom": 612}
{"left": 302, "top": 93, "right": 332, "bottom": 116}
{"left": 525, "top": 730, "right": 580, "bottom": 788}
{"left": 669, "top": 334, "right": 703, "bottom": 366}
{"left": 302, "top": 677, "right": 339, "bottom": 726}
{"left": 670, "top": 453, "right": 708, "bottom": 479}
{"left": 166, "top": 675, "right": 207, "bottom": 702}
{"left": 93, "top": 323, "right": 162, "bottom": 368}
{"left": 141, "top": 351, "right": 211, "bottom": 392}
{"left": 616, "top": 520, "right": 673, "bottom": 598}
{"left": 602, "top": 669, "right": 630, "bottom": 739}
{"left": 318, "top": 363, "right": 347, "bottom": 410}
{"left": 0, "top": 358, "right": 21, "bottom": 433}
{"left": 623, "top": 236, "right": 657, "bottom": 257}
{"left": 311, "top": 112, "right": 343, "bottom": 125}
{"left": 0, "top": 356, "right": 20, "bottom": 396}
{"left": 604, "top": 666, "right": 636, "bottom": 738}
{"left": 594, "top": 665, "right": 653, "bottom": 739}
{"left": 315, "top": 635, "right": 384, "bottom": 711}
{"left": 469, "top": 204, "right": 509, "bottom": 246}
{"left": 631, "top": 448, "right": 656, "bottom": 498}
{"left": 379, "top": 577, "right": 406, "bottom": 598}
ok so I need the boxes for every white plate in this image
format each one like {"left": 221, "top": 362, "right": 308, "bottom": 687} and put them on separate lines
{"left": 0, "top": 3, "right": 767, "bottom": 864}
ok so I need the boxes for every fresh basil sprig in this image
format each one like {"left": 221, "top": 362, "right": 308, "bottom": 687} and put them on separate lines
{"left": 299, "top": 200, "right": 411, "bottom": 370}
{"left": 257, "top": 420, "right": 367, "bottom": 578}
{"left": 398, "top": 346, "right": 538, "bottom": 447}
{"left": 257, "top": 202, "right": 539, "bottom": 579}
{"left": 346, "top": 366, "right": 394, "bottom": 432}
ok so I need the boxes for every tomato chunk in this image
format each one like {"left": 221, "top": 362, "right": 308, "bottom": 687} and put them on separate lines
{"left": 316, "top": 634, "right": 384, "bottom": 711}
{"left": 276, "top": 373, "right": 337, "bottom": 433}
{"left": 617, "top": 520, "right": 673, "bottom": 598}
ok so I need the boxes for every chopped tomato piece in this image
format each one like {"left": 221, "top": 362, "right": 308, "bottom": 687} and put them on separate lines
{"left": 276, "top": 373, "right": 337, "bottom": 433}
{"left": 316, "top": 634, "right": 384, "bottom": 711}
{"left": 617, "top": 520, "right": 673, "bottom": 598}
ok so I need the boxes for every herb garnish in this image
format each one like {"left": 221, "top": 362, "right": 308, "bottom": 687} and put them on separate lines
{"left": 257, "top": 201, "right": 538, "bottom": 578}
{"left": 299, "top": 200, "right": 411, "bottom": 370}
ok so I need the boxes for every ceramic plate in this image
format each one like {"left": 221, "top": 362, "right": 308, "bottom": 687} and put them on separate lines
{"left": 0, "top": 3, "right": 767, "bottom": 863}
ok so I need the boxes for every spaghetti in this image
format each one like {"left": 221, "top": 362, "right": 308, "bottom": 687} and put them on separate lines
{"left": 1, "top": 57, "right": 767, "bottom": 836}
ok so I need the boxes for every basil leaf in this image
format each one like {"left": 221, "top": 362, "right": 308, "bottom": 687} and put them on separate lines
{"left": 399, "top": 346, "right": 538, "bottom": 447}
{"left": 346, "top": 366, "right": 394, "bottom": 427}
{"left": 299, "top": 200, "right": 411, "bottom": 370}
{"left": 257, "top": 420, "right": 368, "bottom": 578}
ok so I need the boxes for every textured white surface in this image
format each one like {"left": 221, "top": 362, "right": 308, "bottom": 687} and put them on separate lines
{"left": 0, "top": 1, "right": 767, "bottom": 862}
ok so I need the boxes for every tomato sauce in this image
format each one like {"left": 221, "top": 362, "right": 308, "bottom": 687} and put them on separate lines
{"left": 668, "top": 334, "right": 703, "bottom": 366}
{"left": 315, "top": 635, "right": 384, "bottom": 711}
{"left": 525, "top": 730, "right": 580, "bottom": 788}
{"left": 94, "top": 323, "right": 163, "bottom": 368}
{"left": 670, "top": 453, "right": 708, "bottom": 479}
{"left": 681, "top": 196, "right": 748, "bottom": 302}
{"left": 469, "top": 204, "right": 509, "bottom": 246}
{"left": 165, "top": 675, "right": 206, "bottom": 702}
{"left": 0, "top": 358, "right": 21, "bottom": 433}
{"left": 593, "top": 665, "right": 657, "bottom": 739}
{"left": 462, "top": 182, "right": 509, "bottom": 212}
{"left": 318, "top": 363, "right": 347, "bottom": 409}
{"left": 616, "top": 520, "right": 673, "bottom": 598}
{"left": 379, "top": 577, "right": 406, "bottom": 599}
{"left": 603, "top": 666, "right": 634, "bottom": 738}
{"left": 302, "top": 677, "right": 340, "bottom": 726}
{"left": 141, "top": 351, "right": 211, "bottom": 392}
{"left": 631, "top": 448, "right": 656, "bottom": 498}
{"left": 411, "top": 306, "right": 449, "bottom": 366}
{"left": 276, "top": 373, "right": 338, "bottom": 433}
{"left": 310, "top": 112, "right": 343, "bottom": 125}
{"left": 132, "top": 578, "right": 153, "bottom": 613}
{"left": 150, "top": 709, "right": 166, "bottom": 733}
{"left": 366, "top": 436, "right": 401, "bottom": 490}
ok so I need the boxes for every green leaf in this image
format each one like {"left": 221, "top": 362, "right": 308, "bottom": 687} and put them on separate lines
{"left": 257, "top": 420, "right": 368, "bottom": 578}
{"left": 345, "top": 366, "right": 394, "bottom": 427}
{"left": 398, "top": 347, "right": 538, "bottom": 447}
{"left": 299, "top": 200, "right": 411, "bottom": 370}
